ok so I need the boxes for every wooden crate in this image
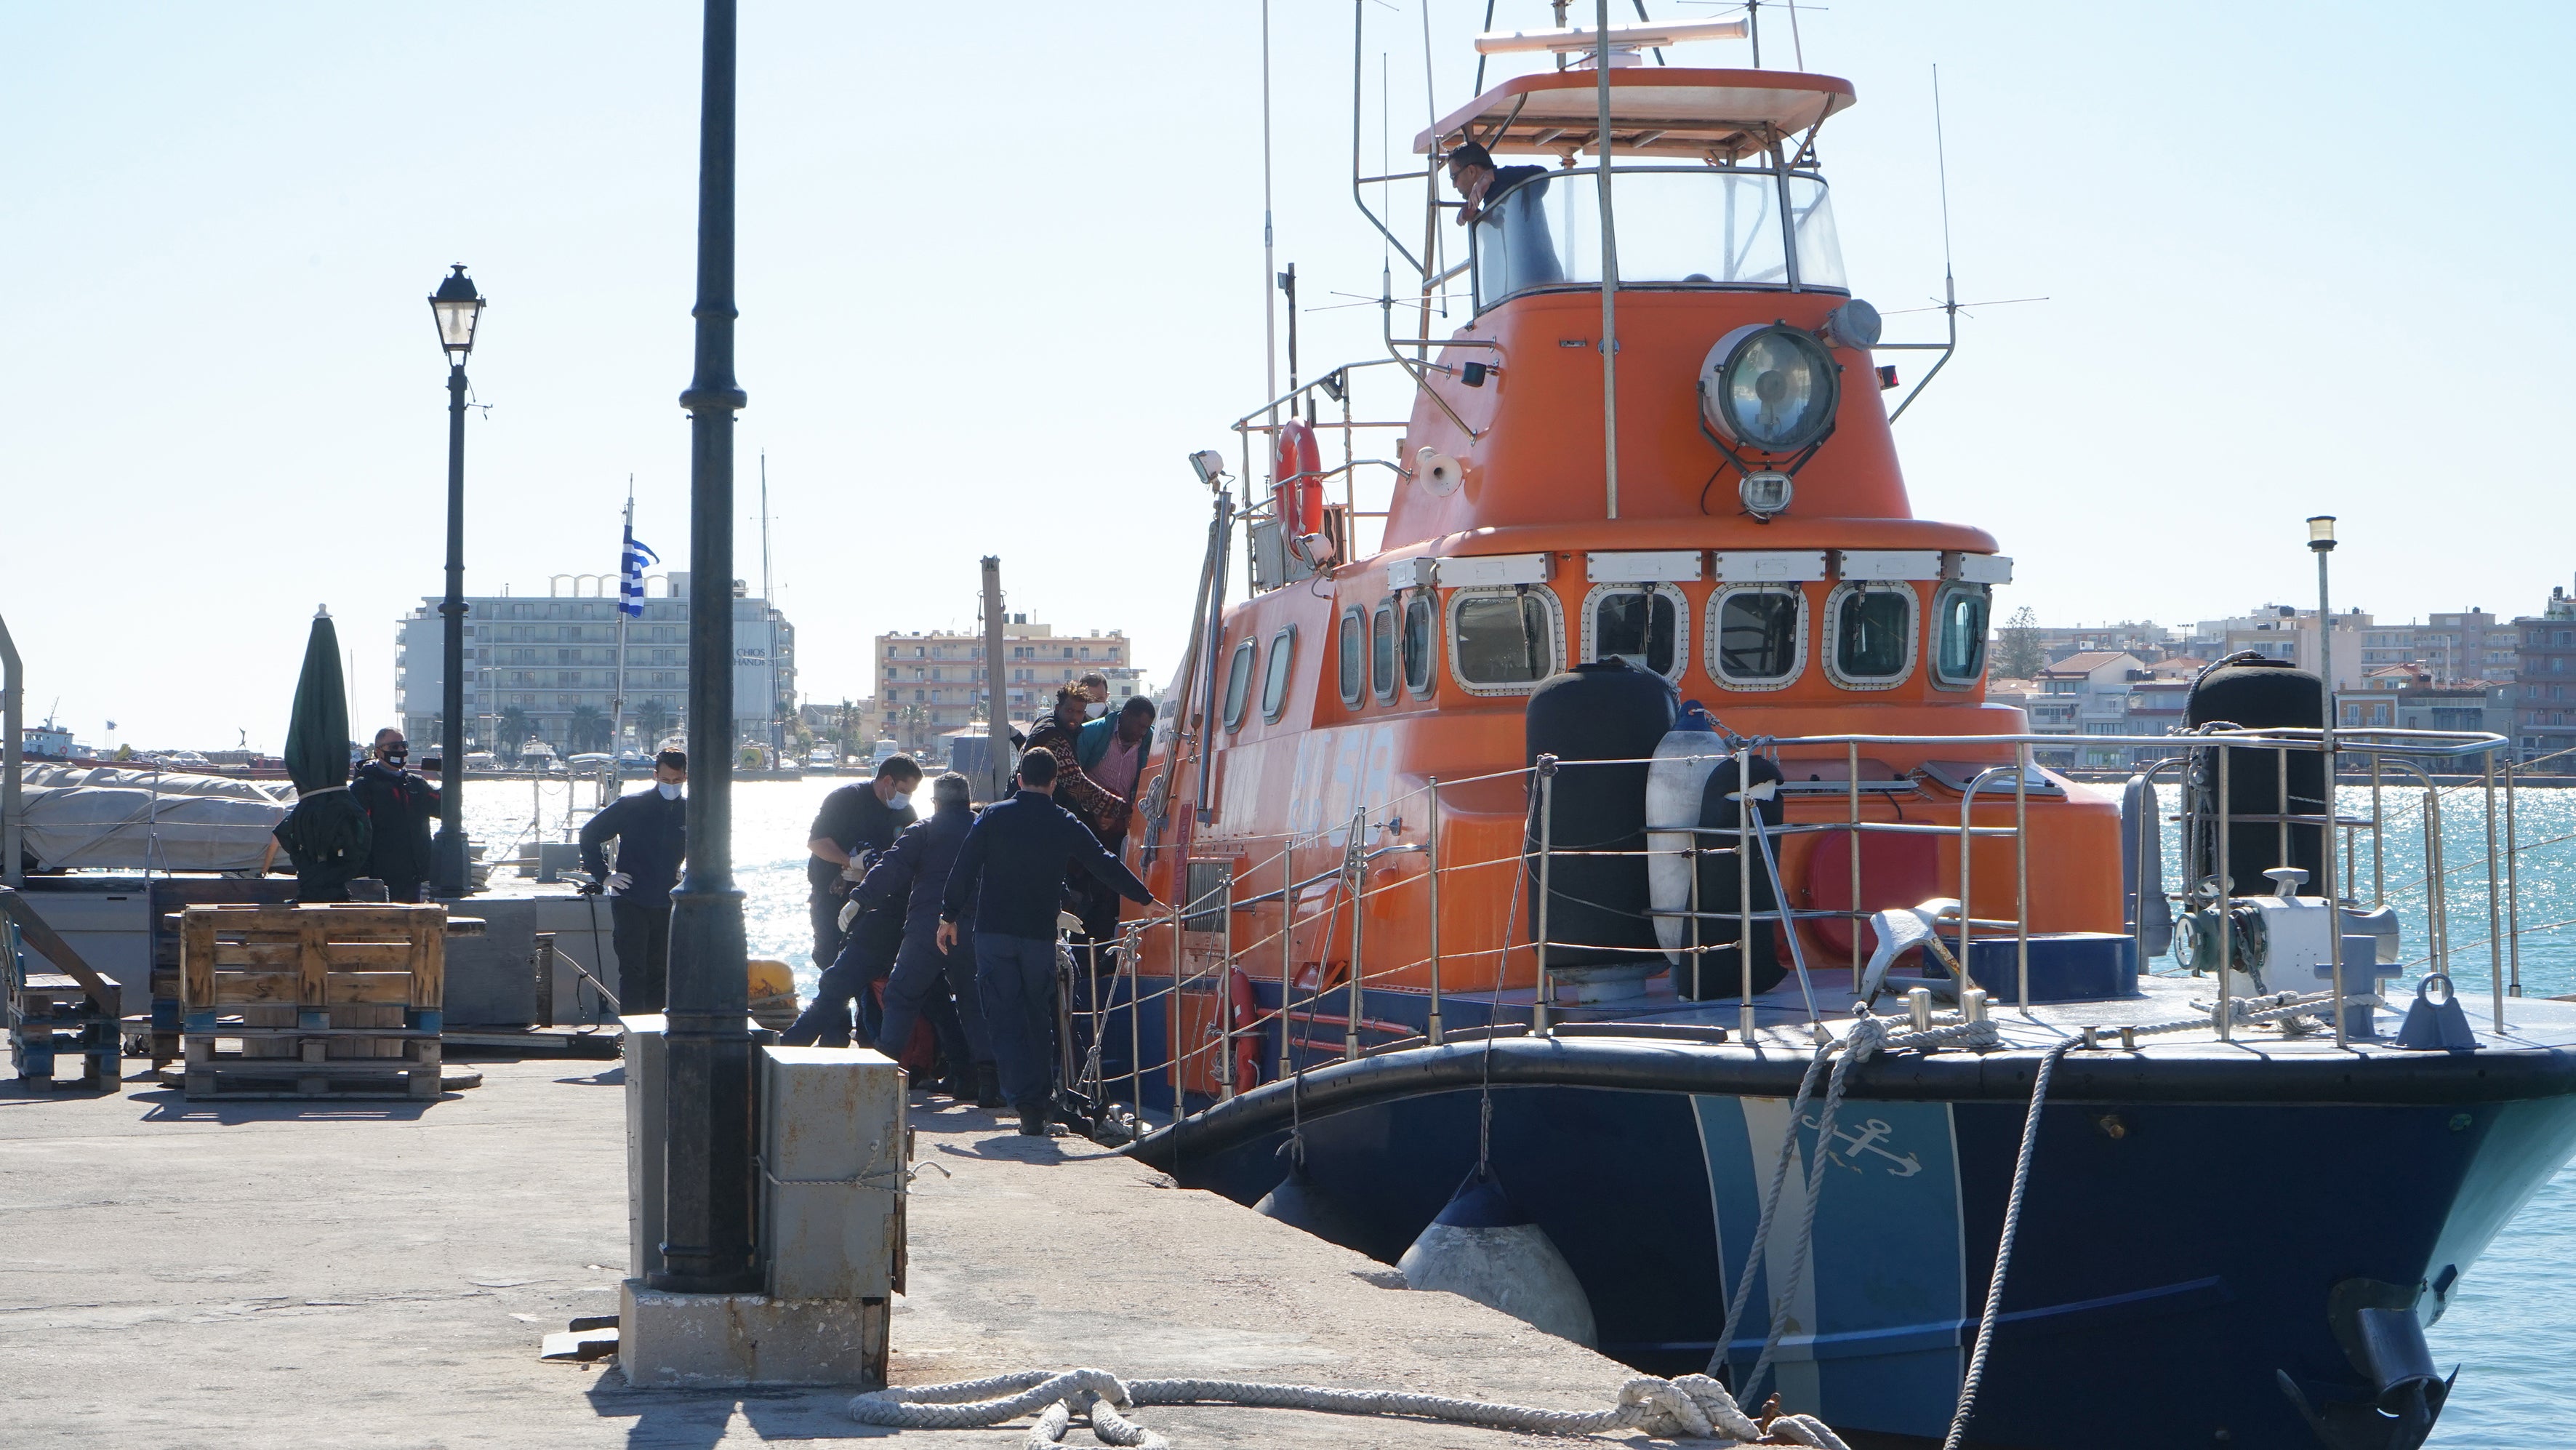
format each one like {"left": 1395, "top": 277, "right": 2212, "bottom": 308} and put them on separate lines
{"left": 147, "top": 878, "right": 300, "bottom": 1066}
{"left": 178, "top": 904, "right": 445, "bottom": 1099}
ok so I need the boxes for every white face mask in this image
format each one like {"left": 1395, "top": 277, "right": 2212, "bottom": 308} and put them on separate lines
{"left": 1084, "top": 702, "right": 1107, "bottom": 719}
{"left": 657, "top": 781, "right": 681, "bottom": 800}
{"left": 886, "top": 790, "right": 913, "bottom": 812}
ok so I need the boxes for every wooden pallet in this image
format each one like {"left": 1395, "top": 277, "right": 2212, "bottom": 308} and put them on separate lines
{"left": 178, "top": 904, "right": 446, "bottom": 1099}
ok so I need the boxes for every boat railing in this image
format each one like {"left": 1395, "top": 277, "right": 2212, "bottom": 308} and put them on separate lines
{"left": 1072, "top": 725, "right": 2532, "bottom": 1121}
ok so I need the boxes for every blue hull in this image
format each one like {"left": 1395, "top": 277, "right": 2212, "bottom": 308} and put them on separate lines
{"left": 1110, "top": 981, "right": 2576, "bottom": 1448}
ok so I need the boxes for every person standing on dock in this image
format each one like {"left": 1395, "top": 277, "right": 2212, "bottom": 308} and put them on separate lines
{"left": 576, "top": 748, "right": 687, "bottom": 1015}
{"left": 804, "top": 756, "right": 922, "bottom": 969}
{"left": 824, "top": 771, "right": 998, "bottom": 1105}
{"left": 936, "top": 748, "right": 1157, "bottom": 1136}
{"left": 349, "top": 728, "right": 439, "bottom": 902}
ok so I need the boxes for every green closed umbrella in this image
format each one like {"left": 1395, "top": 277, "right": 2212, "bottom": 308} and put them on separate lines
{"left": 272, "top": 607, "right": 371, "bottom": 900}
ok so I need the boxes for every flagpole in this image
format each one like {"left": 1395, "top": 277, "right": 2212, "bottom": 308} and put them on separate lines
{"left": 610, "top": 481, "right": 634, "bottom": 806}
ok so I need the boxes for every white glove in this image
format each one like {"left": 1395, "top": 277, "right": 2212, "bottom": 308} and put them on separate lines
{"left": 605, "top": 871, "right": 633, "bottom": 895}
{"left": 838, "top": 897, "right": 863, "bottom": 932}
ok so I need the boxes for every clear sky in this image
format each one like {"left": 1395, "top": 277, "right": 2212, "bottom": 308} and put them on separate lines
{"left": 6, "top": 2, "right": 2572, "bottom": 752}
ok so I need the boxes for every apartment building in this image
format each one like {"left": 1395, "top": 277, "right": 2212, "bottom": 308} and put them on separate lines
{"left": 2515, "top": 583, "right": 2576, "bottom": 772}
{"left": 395, "top": 571, "right": 793, "bottom": 756}
{"left": 873, "top": 614, "right": 1142, "bottom": 750}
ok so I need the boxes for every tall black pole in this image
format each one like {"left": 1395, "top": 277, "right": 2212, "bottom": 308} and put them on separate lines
{"left": 435, "top": 361, "right": 470, "bottom": 897}
{"left": 654, "top": 0, "right": 755, "bottom": 1295}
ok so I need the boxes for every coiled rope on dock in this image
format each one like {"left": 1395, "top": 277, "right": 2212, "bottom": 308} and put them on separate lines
{"left": 847, "top": 1366, "right": 1853, "bottom": 1448}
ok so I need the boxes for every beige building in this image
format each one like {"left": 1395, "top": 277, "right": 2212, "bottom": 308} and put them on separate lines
{"left": 872, "top": 614, "right": 1142, "bottom": 751}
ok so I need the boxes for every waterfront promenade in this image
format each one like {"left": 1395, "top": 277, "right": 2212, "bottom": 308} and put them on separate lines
{"left": 0, "top": 1058, "right": 1647, "bottom": 1448}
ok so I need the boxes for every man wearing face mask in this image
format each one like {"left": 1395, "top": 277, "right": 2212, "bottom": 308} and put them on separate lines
{"left": 577, "top": 749, "right": 688, "bottom": 1014}
{"left": 349, "top": 727, "right": 440, "bottom": 902}
{"left": 804, "top": 756, "right": 923, "bottom": 972}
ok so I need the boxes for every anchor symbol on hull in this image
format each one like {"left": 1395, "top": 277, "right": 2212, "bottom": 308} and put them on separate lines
{"left": 1796, "top": 1115, "right": 1922, "bottom": 1178}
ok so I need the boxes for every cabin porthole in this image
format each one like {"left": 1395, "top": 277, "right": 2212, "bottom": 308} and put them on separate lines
{"left": 1580, "top": 582, "right": 1688, "bottom": 683}
{"left": 1261, "top": 625, "right": 1299, "bottom": 722}
{"left": 1706, "top": 585, "right": 1808, "bottom": 692}
{"left": 1221, "top": 638, "right": 1259, "bottom": 729}
{"left": 1448, "top": 585, "right": 1564, "bottom": 696}
{"left": 1823, "top": 582, "right": 1917, "bottom": 690}
{"left": 1336, "top": 609, "right": 1365, "bottom": 707}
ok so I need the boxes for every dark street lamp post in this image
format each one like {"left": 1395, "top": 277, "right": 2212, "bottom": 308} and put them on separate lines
{"left": 654, "top": 0, "right": 757, "bottom": 1294}
{"left": 428, "top": 265, "right": 484, "bottom": 899}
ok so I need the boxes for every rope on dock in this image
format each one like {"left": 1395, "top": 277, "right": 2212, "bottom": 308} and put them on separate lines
{"left": 846, "top": 1366, "right": 1853, "bottom": 1448}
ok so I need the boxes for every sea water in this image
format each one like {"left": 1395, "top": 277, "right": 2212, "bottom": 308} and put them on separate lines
{"left": 466, "top": 775, "right": 2576, "bottom": 1442}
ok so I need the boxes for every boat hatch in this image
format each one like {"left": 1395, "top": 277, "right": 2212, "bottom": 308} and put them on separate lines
{"left": 1915, "top": 758, "right": 2064, "bottom": 799}
{"left": 1416, "top": 68, "right": 1855, "bottom": 161}
{"left": 1772, "top": 756, "right": 1916, "bottom": 796}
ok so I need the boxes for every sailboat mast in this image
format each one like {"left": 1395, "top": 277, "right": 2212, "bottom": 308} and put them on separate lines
{"left": 760, "top": 452, "right": 777, "bottom": 759}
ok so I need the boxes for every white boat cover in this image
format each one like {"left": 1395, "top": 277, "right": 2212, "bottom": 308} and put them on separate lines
{"left": 12, "top": 764, "right": 294, "bottom": 873}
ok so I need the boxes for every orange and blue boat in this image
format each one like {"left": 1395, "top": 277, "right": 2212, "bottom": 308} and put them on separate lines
{"left": 1067, "top": 15, "right": 2571, "bottom": 1448}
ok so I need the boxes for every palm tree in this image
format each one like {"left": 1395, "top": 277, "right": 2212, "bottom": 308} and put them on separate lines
{"left": 496, "top": 706, "right": 531, "bottom": 764}
{"left": 634, "top": 698, "right": 673, "bottom": 750}
{"left": 568, "top": 703, "right": 611, "bottom": 754}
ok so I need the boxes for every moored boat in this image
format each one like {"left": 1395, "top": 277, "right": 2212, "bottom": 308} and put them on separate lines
{"left": 1062, "top": 13, "right": 2572, "bottom": 1449}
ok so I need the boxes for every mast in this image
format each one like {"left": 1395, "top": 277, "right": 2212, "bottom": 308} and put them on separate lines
{"left": 759, "top": 452, "right": 778, "bottom": 760}
{"left": 1594, "top": 0, "right": 1621, "bottom": 519}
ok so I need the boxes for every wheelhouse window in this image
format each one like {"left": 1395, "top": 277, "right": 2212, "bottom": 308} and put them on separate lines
{"left": 1337, "top": 609, "right": 1363, "bottom": 705}
{"left": 1371, "top": 603, "right": 1399, "bottom": 702}
{"left": 1401, "top": 594, "right": 1437, "bottom": 697}
{"left": 1221, "top": 638, "right": 1257, "bottom": 730}
{"left": 1473, "top": 167, "right": 1846, "bottom": 310}
{"left": 1709, "top": 587, "right": 1805, "bottom": 689}
{"left": 1932, "top": 584, "right": 1990, "bottom": 689}
{"left": 1449, "top": 587, "right": 1561, "bottom": 694}
{"left": 1584, "top": 584, "right": 1684, "bottom": 681}
{"left": 1826, "top": 583, "right": 1916, "bottom": 689}
{"left": 1261, "top": 626, "right": 1297, "bottom": 721}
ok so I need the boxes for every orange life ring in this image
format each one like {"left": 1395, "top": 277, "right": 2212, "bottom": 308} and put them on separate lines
{"left": 1273, "top": 420, "right": 1324, "bottom": 539}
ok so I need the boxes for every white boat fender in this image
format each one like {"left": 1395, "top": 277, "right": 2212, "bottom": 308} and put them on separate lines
{"left": 1253, "top": 1155, "right": 1374, "bottom": 1254}
{"left": 1397, "top": 1168, "right": 1598, "bottom": 1346}
{"left": 1647, "top": 702, "right": 1730, "bottom": 964}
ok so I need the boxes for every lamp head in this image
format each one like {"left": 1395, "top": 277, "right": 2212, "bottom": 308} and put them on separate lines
{"left": 429, "top": 265, "right": 484, "bottom": 363}
{"left": 2306, "top": 514, "right": 2337, "bottom": 553}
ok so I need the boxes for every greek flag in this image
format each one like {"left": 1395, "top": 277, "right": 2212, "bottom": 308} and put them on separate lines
{"left": 619, "top": 526, "right": 658, "bottom": 617}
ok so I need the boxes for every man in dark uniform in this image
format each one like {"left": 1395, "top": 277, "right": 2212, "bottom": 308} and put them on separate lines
{"left": 349, "top": 727, "right": 439, "bottom": 902}
{"left": 1445, "top": 140, "right": 1561, "bottom": 288}
{"left": 785, "top": 756, "right": 921, "bottom": 1048}
{"left": 937, "top": 749, "right": 1158, "bottom": 1136}
{"left": 576, "top": 748, "right": 688, "bottom": 1014}
{"left": 804, "top": 756, "right": 922, "bottom": 968}
{"left": 844, "top": 772, "right": 997, "bottom": 1105}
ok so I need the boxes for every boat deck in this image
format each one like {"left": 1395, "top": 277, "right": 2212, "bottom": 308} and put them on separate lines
{"left": 1458, "top": 972, "right": 2576, "bottom": 1063}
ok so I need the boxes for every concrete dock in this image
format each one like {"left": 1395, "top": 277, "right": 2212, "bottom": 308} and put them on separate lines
{"left": 0, "top": 1059, "right": 1673, "bottom": 1448}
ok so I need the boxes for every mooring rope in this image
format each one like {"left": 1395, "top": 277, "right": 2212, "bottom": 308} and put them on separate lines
{"left": 848, "top": 1367, "right": 1853, "bottom": 1449}
{"left": 1941, "top": 1036, "right": 2079, "bottom": 1450}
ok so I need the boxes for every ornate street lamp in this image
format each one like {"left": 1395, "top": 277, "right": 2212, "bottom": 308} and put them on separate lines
{"left": 428, "top": 265, "right": 483, "bottom": 897}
